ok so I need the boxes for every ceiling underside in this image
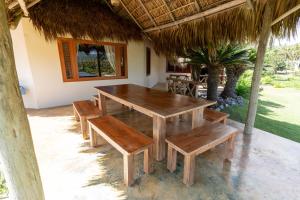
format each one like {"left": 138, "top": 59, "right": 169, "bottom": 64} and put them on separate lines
{"left": 110, "top": 0, "right": 248, "bottom": 32}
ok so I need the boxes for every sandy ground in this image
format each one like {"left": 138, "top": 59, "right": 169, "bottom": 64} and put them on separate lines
{"left": 26, "top": 101, "right": 300, "bottom": 200}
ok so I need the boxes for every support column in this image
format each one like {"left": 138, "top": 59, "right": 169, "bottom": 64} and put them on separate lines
{"left": 244, "top": 0, "right": 275, "bottom": 135}
{"left": 0, "top": 1, "right": 45, "bottom": 199}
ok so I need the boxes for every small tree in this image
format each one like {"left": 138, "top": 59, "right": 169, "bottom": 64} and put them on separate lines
{"left": 185, "top": 45, "right": 253, "bottom": 101}
{"left": 221, "top": 46, "right": 255, "bottom": 99}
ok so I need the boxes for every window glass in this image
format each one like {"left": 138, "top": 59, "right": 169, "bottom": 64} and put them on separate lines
{"left": 76, "top": 43, "right": 116, "bottom": 78}
{"left": 58, "top": 38, "right": 127, "bottom": 82}
{"left": 62, "top": 42, "right": 73, "bottom": 79}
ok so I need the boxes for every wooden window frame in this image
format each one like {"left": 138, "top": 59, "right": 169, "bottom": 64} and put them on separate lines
{"left": 146, "top": 47, "right": 151, "bottom": 76}
{"left": 57, "top": 38, "right": 128, "bottom": 82}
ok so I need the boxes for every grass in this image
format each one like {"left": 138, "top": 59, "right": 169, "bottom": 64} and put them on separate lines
{"left": 224, "top": 86, "right": 300, "bottom": 143}
{"left": 262, "top": 74, "right": 300, "bottom": 89}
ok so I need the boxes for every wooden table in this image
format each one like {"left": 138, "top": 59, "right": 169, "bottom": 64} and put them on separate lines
{"left": 95, "top": 84, "right": 215, "bottom": 161}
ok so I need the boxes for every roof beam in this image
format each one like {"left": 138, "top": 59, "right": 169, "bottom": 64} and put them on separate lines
{"left": 144, "top": 0, "right": 246, "bottom": 32}
{"left": 271, "top": 4, "right": 300, "bottom": 26}
{"left": 17, "top": 0, "right": 29, "bottom": 16}
{"left": 119, "top": 0, "right": 143, "bottom": 30}
{"left": 8, "top": 1, "right": 18, "bottom": 9}
{"left": 136, "top": 0, "right": 157, "bottom": 27}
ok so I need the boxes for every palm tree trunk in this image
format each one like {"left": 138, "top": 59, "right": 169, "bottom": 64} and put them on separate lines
{"left": 221, "top": 66, "right": 246, "bottom": 98}
{"left": 207, "top": 65, "right": 220, "bottom": 101}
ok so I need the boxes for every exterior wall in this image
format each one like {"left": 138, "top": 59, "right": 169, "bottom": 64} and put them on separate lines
{"left": 10, "top": 22, "right": 38, "bottom": 108}
{"left": 11, "top": 19, "right": 166, "bottom": 108}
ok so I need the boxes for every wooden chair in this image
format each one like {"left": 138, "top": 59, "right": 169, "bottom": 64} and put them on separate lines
{"left": 166, "top": 122, "right": 238, "bottom": 186}
{"left": 73, "top": 100, "right": 102, "bottom": 139}
{"left": 204, "top": 108, "right": 229, "bottom": 124}
{"left": 88, "top": 116, "right": 154, "bottom": 186}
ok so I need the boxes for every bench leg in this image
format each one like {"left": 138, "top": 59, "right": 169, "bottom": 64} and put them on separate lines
{"left": 80, "top": 117, "right": 88, "bottom": 140}
{"left": 183, "top": 154, "right": 196, "bottom": 186}
{"left": 124, "top": 154, "right": 134, "bottom": 186}
{"left": 167, "top": 145, "right": 177, "bottom": 172}
{"left": 225, "top": 136, "right": 235, "bottom": 161}
{"left": 144, "top": 146, "right": 153, "bottom": 174}
{"left": 98, "top": 93, "right": 107, "bottom": 116}
{"left": 89, "top": 124, "right": 97, "bottom": 147}
{"left": 89, "top": 123, "right": 107, "bottom": 147}
{"left": 222, "top": 118, "right": 227, "bottom": 125}
{"left": 73, "top": 105, "right": 79, "bottom": 122}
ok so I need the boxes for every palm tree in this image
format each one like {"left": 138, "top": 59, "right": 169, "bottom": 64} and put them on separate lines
{"left": 221, "top": 47, "right": 255, "bottom": 98}
{"left": 185, "top": 45, "right": 252, "bottom": 101}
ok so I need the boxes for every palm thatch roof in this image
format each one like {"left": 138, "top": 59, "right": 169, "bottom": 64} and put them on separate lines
{"left": 4, "top": 0, "right": 300, "bottom": 54}
{"left": 108, "top": 0, "right": 300, "bottom": 54}
{"left": 5, "top": 0, "right": 142, "bottom": 41}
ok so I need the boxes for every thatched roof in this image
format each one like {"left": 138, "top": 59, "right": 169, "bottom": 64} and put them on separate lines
{"left": 5, "top": 0, "right": 142, "bottom": 41}
{"left": 28, "top": 0, "right": 142, "bottom": 41}
{"left": 4, "top": 0, "right": 300, "bottom": 54}
{"left": 108, "top": 0, "right": 300, "bottom": 54}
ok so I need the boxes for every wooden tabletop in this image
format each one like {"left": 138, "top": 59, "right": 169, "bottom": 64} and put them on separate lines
{"left": 95, "top": 84, "right": 215, "bottom": 118}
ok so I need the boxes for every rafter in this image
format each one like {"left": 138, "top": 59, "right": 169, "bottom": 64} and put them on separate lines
{"left": 144, "top": 0, "right": 246, "bottom": 32}
{"left": 162, "top": 0, "right": 175, "bottom": 22}
{"left": 119, "top": 0, "right": 143, "bottom": 30}
{"left": 194, "top": 0, "right": 200, "bottom": 12}
{"left": 8, "top": 1, "right": 18, "bottom": 9}
{"left": 150, "top": 2, "right": 196, "bottom": 21}
{"left": 271, "top": 4, "right": 300, "bottom": 26}
{"left": 17, "top": 0, "right": 29, "bottom": 16}
{"left": 136, "top": 0, "right": 157, "bottom": 27}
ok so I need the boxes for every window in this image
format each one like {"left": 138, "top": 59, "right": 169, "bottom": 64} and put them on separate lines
{"left": 57, "top": 38, "right": 127, "bottom": 82}
{"left": 146, "top": 47, "right": 151, "bottom": 76}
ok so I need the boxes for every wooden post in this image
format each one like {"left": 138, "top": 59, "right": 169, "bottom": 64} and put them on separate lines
{"left": 0, "top": 0, "right": 45, "bottom": 199}
{"left": 244, "top": 0, "right": 275, "bottom": 135}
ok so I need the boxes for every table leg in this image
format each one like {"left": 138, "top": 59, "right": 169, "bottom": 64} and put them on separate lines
{"left": 98, "top": 92, "right": 107, "bottom": 116}
{"left": 192, "top": 108, "right": 205, "bottom": 129}
{"left": 153, "top": 115, "right": 166, "bottom": 161}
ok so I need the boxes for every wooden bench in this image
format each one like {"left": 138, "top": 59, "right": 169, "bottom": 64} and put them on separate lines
{"left": 166, "top": 122, "right": 238, "bottom": 186}
{"left": 204, "top": 108, "right": 229, "bottom": 124}
{"left": 91, "top": 95, "right": 99, "bottom": 107}
{"left": 88, "top": 116, "right": 154, "bottom": 186}
{"left": 73, "top": 100, "right": 102, "bottom": 139}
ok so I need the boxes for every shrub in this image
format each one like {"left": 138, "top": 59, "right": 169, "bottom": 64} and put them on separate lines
{"left": 236, "top": 70, "right": 252, "bottom": 98}
{"left": 261, "top": 75, "right": 274, "bottom": 85}
{"left": 273, "top": 82, "right": 285, "bottom": 88}
{"left": 0, "top": 172, "right": 7, "bottom": 196}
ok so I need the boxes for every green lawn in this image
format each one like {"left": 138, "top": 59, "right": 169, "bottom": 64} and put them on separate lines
{"left": 223, "top": 86, "right": 300, "bottom": 143}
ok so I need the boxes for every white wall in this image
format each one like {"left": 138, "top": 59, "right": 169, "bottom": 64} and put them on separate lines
{"left": 10, "top": 22, "right": 38, "bottom": 108}
{"left": 11, "top": 19, "right": 166, "bottom": 108}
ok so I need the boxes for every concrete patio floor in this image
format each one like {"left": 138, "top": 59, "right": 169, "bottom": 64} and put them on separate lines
{"left": 27, "top": 100, "right": 300, "bottom": 200}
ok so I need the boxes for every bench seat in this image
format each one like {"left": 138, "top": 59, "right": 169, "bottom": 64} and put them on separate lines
{"left": 88, "top": 116, "right": 153, "bottom": 186}
{"left": 204, "top": 108, "right": 229, "bottom": 124}
{"left": 166, "top": 122, "right": 238, "bottom": 186}
{"left": 73, "top": 100, "right": 102, "bottom": 139}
